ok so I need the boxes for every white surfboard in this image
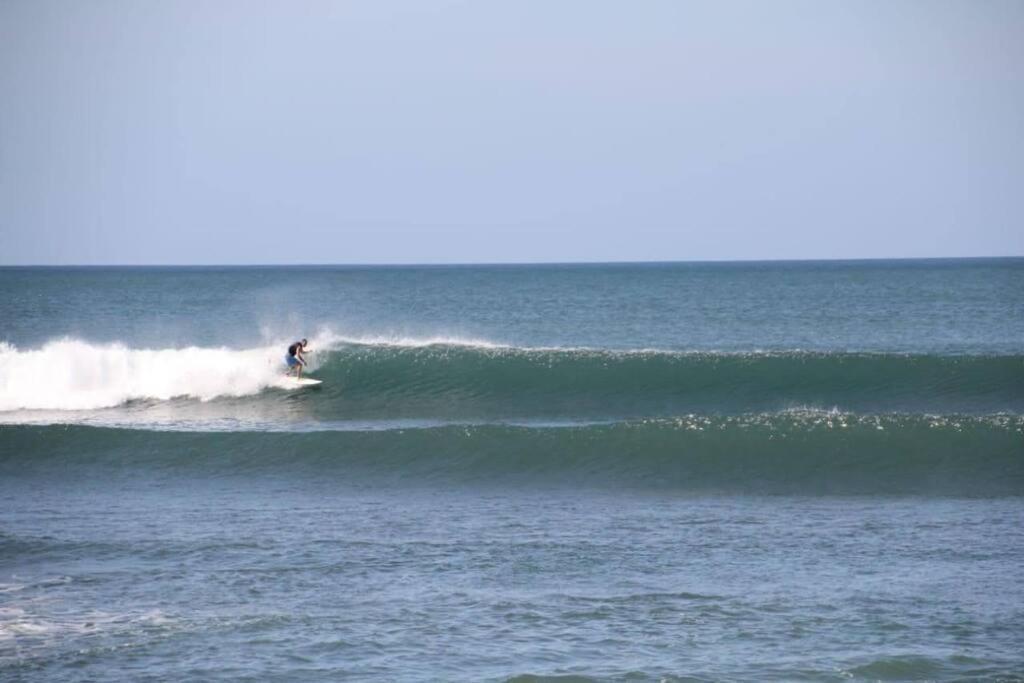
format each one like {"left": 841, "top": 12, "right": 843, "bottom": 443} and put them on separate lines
{"left": 283, "top": 377, "right": 322, "bottom": 388}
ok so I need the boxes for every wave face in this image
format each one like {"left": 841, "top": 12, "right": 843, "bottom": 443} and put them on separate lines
{"left": 1, "top": 338, "right": 1021, "bottom": 418}
{"left": 2, "top": 415, "right": 1021, "bottom": 495}
{"left": 309, "top": 343, "right": 1024, "bottom": 418}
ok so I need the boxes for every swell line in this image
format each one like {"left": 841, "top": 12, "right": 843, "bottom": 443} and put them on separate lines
{"left": 2, "top": 415, "right": 1022, "bottom": 496}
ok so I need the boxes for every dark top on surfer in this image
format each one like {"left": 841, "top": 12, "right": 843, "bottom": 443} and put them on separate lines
{"left": 288, "top": 339, "right": 308, "bottom": 357}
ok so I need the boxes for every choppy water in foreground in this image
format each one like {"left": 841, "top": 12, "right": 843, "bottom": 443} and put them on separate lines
{"left": 1, "top": 259, "right": 1023, "bottom": 681}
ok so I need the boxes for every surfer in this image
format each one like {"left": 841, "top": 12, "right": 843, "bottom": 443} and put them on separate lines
{"left": 285, "top": 339, "right": 310, "bottom": 378}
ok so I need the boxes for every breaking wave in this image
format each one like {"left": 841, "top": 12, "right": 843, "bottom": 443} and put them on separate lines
{"left": 1, "top": 336, "right": 1021, "bottom": 418}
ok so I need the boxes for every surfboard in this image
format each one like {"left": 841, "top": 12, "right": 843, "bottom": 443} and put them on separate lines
{"left": 283, "top": 377, "right": 322, "bottom": 388}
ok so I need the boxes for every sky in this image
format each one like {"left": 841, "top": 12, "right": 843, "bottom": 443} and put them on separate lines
{"left": 1, "top": 0, "right": 1022, "bottom": 265}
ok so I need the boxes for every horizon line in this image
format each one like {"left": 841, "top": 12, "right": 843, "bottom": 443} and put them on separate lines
{"left": 1, "top": 255, "right": 1022, "bottom": 268}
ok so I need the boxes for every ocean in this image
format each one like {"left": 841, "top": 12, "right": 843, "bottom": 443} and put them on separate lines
{"left": 1, "top": 259, "right": 1022, "bottom": 681}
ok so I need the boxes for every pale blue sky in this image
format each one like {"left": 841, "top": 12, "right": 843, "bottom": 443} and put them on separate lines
{"left": 1, "top": 1, "right": 1021, "bottom": 264}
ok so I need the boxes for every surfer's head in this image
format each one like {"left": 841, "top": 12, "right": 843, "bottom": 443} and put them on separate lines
{"left": 301, "top": 338, "right": 308, "bottom": 347}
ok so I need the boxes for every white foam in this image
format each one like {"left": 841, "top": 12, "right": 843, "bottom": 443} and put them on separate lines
{"left": 0, "top": 338, "right": 318, "bottom": 411}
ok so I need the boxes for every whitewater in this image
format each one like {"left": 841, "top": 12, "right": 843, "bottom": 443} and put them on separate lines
{"left": 0, "top": 339, "right": 293, "bottom": 410}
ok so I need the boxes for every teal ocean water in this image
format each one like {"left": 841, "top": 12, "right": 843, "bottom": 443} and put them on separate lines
{"left": 1, "top": 259, "right": 1023, "bottom": 681}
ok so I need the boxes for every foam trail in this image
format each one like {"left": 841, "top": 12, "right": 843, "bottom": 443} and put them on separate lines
{"left": 0, "top": 339, "right": 305, "bottom": 411}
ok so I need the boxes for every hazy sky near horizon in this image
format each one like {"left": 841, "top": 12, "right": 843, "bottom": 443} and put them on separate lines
{"left": 1, "top": 1, "right": 1022, "bottom": 264}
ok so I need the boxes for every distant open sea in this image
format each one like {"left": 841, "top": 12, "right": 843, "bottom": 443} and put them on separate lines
{"left": 1, "top": 259, "right": 1022, "bottom": 682}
